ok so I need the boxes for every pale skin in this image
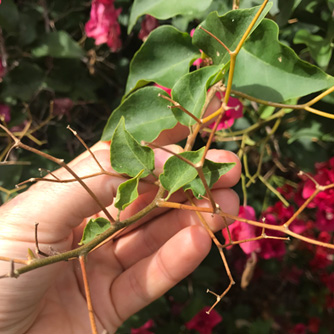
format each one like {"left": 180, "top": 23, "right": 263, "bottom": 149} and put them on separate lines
{"left": 0, "top": 106, "right": 241, "bottom": 333}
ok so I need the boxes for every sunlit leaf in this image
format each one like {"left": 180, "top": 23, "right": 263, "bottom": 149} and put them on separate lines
{"left": 171, "top": 65, "right": 222, "bottom": 126}
{"left": 192, "top": 4, "right": 272, "bottom": 65}
{"left": 101, "top": 86, "right": 177, "bottom": 143}
{"left": 32, "top": 31, "right": 84, "bottom": 58}
{"left": 110, "top": 117, "right": 154, "bottom": 178}
{"left": 128, "top": 0, "right": 213, "bottom": 33}
{"left": 114, "top": 170, "right": 144, "bottom": 211}
{"left": 79, "top": 217, "right": 111, "bottom": 245}
{"left": 159, "top": 148, "right": 205, "bottom": 199}
{"left": 184, "top": 160, "right": 235, "bottom": 198}
{"left": 293, "top": 29, "right": 333, "bottom": 69}
{"left": 232, "top": 19, "right": 334, "bottom": 102}
{"left": 125, "top": 26, "right": 200, "bottom": 95}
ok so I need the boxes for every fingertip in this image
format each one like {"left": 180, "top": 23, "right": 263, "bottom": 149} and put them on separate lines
{"left": 206, "top": 149, "right": 241, "bottom": 188}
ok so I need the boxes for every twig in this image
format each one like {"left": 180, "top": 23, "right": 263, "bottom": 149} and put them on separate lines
{"left": 34, "top": 223, "right": 49, "bottom": 257}
{"left": 79, "top": 256, "right": 98, "bottom": 334}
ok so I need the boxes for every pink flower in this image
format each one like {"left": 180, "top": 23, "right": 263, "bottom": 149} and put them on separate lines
{"left": 308, "top": 317, "right": 320, "bottom": 333}
{"left": 185, "top": 307, "right": 222, "bottom": 334}
{"left": 138, "top": 15, "right": 159, "bottom": 41}
{"left": 222, "top": 205, "right": 261, "bottom": 255}
{"left": 290, "top": 323, "right": 307, "bottom": 334}
{"left": 131, "top": 319, "right": 154, "bottom": 334}
{"left": 211, "top": 90, "right": 243, "bottom": 130}
{"left": 85, "top": 0, "right": 122, "bottom": 52}
{"left": 0, "top": 104, "right": 10, "bottom": 123}
{"left": 301, "top": 158, "right": 334, "bottom": 231}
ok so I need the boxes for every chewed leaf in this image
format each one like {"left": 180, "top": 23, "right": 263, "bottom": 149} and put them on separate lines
{"left": 192, "top": 4, "right": 272, "bottom": 65}
{"left": 115, "top": 170, "right": 144, "bottom": 211}
{"left": 79, "top": 217, "right": 111, "bottom": 245}
{"left": 232, "top": 19, "right": 334, "bottom": 102}
{"left": 101, "top": 86, "right": 177, "bottom": 143}
{"left": 125, "top": 26, "right": 200, "bottom": 95}
{"left": 184, "top": 160, "right": 235, "bottom": 198}
{"left": 110, "top": 117, "right": 154, "bottom": 178}
{"left": 159, "top": 147, "right": 205, "bottom": 199}
{"left": 171, "top": 65, "right": 222, "bottom": 126}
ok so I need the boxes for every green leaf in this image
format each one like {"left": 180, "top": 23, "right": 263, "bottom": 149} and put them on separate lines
{"left": 0, "top": 0, "right": 19, "bottom": 32}
{"left": 171, "top": 65, "right": 222, "bottom": 126}
{"left": 192, "top": 4, "right": 272, "bottom": 65}
{"left": 125, "top": 26, "right": 200, "bottom": 95}
{"left": 0, "top": 61, "right": 44, "bottom": 101}
{"left": 110, "top": 118, "right": 154, "bottom": 178}
{"left": 232, "top": 19, "right": 334, "bottom": 102}
{"left": 114, "top": 170, "right": 144, "bottom": 211}
{"left": 101, "top": 86, "right": 177, "bottom": 142}
{"left": 184, "top": 160, "right": 235, "bottom": 198}
{"left": 79, "top": 217, "right": 111, "bottom": 245}
{"left": 128, "top": 0, "right": 213, "bottom": 33}
{"left": 293, "top": 29, "right": 333, "bottom": 69}
{"left": 159, "top": 148, "right": 205, "bottom": 199}
{"left": 32, "top": 31, "right": 84, "bottom": 59}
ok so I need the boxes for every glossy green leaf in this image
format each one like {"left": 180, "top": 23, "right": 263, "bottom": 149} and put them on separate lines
{"left": 293, "top": 29, "right": 333, "bottom": 68}
{"left": 114, "top": 170, "right": 144, "bottom": 211}
{"left": 79, "top": 217, "right": 111, "bottom": 245}
{"left": 125, "top": 26, "right": 200, "bottom": 95}
{"left": 101, "top": 86, "right": 177, "bottom": 142}
{"left": 192, "top": 4, "right": 272, "bottom": 65}
{"left": 32, "top": 31, "right": 84, "bottom": 59}
{"left": 110, "top": 118, "right": 154, "bottom": 178}
{"left": 171, "top": 65, "right": 222, "bottom": 126}
{"left": 128, "top": 0, "right": 213, "bottom": 33}
{"left": 232, "top": 19, "right": 334, "bottom": 102}
{"left": 159, "top": 148, "right": 205, "bottom": 199}
{"left": 184, "top": 160, "right": 235, "bottom": 198}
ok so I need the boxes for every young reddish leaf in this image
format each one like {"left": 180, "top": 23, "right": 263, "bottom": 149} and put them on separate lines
{"left": 159, "top": 147, "right": 205, "bottom": 199}
{"left": 110, "top": 117, "right": 154, "bottom": 178}
{"left": 79, "top": 217, "right": 111, "bottom": 245}
{"left": 114, "top": 170, "right": 144, "bottom": 211}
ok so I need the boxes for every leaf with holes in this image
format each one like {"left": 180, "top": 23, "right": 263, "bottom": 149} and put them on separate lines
{"left": 192, "top": 4, "right": 272, "bottom": 65}
{"left": 232, "top": 19, "right": 334, "bottom": 102}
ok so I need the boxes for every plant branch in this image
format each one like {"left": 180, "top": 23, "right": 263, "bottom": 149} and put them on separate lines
{"left": 79, "top": 255, "right": 98, "bottom": 334}
{"left": 0, "top": 124, "right": 115, "bottom": 224}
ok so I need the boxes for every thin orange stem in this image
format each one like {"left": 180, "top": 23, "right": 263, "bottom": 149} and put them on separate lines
{"left": 79, "top": 256, "right": 98, "bottom": 334}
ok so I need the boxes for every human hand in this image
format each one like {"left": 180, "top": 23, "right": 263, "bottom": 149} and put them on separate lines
{"left": 0, "top": 115, "right": 241, "bottom": 334}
